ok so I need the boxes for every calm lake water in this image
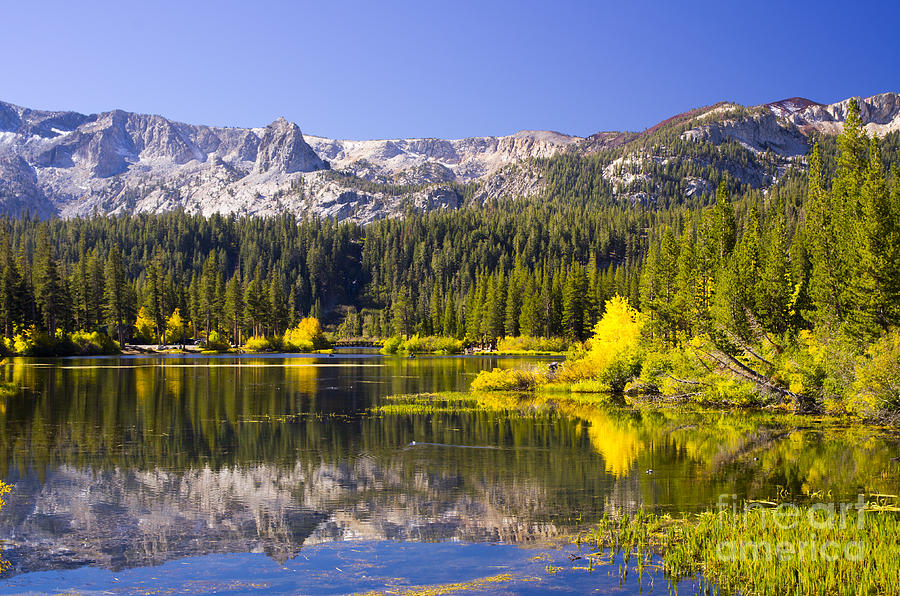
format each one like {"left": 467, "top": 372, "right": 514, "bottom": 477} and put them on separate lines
{"left": 0, "top": 352, "right": 897, "bottom": 594}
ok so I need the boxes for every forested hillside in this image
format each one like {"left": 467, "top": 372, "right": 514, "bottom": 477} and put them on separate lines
{"left": 0, "top": 100, "right": 897, "bottom": 418}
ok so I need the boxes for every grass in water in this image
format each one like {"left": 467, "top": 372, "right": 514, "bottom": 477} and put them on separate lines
{"left": 355, "top": 572, "right": 517, "bottom": 595}
{"left": 372, "top": 392, "right": 541, "bottom": 416}
{"left": 0, "top": 481, "right": 10, "bottom": 575}
{"left": 582, "top": 498, "right": 900, "bottom": 595}
{"left": 375, "top": 403, "right": 481, "bottom": 415}
{"left": 373, "top": 393, "right": 479, "bottom": 415}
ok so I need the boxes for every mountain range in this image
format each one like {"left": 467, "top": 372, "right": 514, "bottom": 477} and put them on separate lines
{"left": 0, "top": 92, "right": 897, "bottom": 222}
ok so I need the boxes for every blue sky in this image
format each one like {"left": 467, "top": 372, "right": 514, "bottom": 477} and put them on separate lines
{"left": 3, "top": 0, "right": 898, "bottom": 139}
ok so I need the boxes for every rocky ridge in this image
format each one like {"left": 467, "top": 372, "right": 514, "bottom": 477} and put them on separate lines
{"left": 0, "top": 92, "right": 897, "bottom": 222}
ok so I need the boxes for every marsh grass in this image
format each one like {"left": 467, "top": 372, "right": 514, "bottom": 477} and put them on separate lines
{"left": 375, "top": 403, "right": 481, "bottom": 415}
{"left": 582, "top": 500, "right": 900, "bottom": 595}
{"left": 354, "top": 572, "right": 517, "bottom": 595}
{"left": 0, "top": 481, "right": 10, "bottom": 574}
{"left": 372, "top": 392, "right": 539, "bottom": 416}
{"left": 374, "top": 392, "right": 477, "bottom": 415}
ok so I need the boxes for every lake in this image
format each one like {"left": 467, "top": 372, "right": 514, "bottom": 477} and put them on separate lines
{"left": 0, "top": 353, "right": 896, "bottom": 594}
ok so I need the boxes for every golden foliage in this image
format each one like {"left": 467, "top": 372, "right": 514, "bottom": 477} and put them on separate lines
{"left": 283, "top": 317, "right": 327, "bottom": 352}
{"left": 852, "top": 328, "right": 900, "bottom": 415}
{"left": 558, "top": 295, "right": 646, "bottom": 387}
{"left": 133, "top": 306, "right": 157, "bottom": 343}
{"left": 164, "top": 308, "right": 186, "bottom": 344}
{"left": 470, "top": 367, "right": 543, "bottom": 392}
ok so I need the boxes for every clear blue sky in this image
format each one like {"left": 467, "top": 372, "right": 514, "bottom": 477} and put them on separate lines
{"left": 3, "top": 0, "right": 897, "bottom": 139}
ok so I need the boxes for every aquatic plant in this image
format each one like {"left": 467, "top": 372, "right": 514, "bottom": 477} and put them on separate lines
{"left": 355, "top": 572, "right": 515, "bottom": 595}
{"left": 585, "top": 499, "right": 900, "bottom": 595}
{"left": 373, "top": 392, "right": 526, "bottom": 415}
{"left": 0, "top": 480, "right": 10, "bottom": 574}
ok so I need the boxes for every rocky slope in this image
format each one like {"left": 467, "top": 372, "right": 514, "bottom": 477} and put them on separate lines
{"left": 595, "top": 92, "right": 900, "bottom": 204}
{"left": 680, "top": 92, "right": 900, "bottom": 154}
{"left": 0, "top": 101, "right": 579, "bottom": 223}
{"left": 0, "top": 92, "right": 896, "bottom": 222}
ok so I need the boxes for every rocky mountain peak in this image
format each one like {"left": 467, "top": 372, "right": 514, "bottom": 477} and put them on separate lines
{"left": 0, "top": 92, "right": 897, "bottom": 223}
{"left": 254, "top": 117, "right": 328, "bottom": 174}
{"left": 766, "top": 97, "right": 822, "bottom": 118}
{"left": 786, "top": 92, "right": 900, "bottom": 135}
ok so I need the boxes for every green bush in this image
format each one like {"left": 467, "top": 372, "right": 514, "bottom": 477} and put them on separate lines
{"left": 851, "top": 329, "right": 900, "bottom": 416}
{"left": 69, "top": 330, "right": 120, "bottom": 355}
{"left": 598, "top": 352, "right": 644, "bottom": 393}
{"left": 244, "top": 335, "right": 274, "bottom": 352}
{"left": 698, "top": 375, "right": 762, "bottom": 406}
{"left": 204, "top": 330, "right": 231, "bottom": 352}
{"left": 380, "top": 335, "right": 403, "bottom": 354}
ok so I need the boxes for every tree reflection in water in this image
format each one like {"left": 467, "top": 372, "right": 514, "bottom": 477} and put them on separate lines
{"left": 0, "top": 355, "right": 895, "bottom": 577}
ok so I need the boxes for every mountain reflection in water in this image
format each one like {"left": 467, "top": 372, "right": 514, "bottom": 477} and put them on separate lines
{"left": 0, "top": 354, "right": 896, "bottom": 578}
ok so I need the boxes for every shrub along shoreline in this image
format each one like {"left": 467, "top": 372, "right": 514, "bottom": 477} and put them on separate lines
{"left": 1, "top": 326, "right": 121, "bottom": 356}
{"left": 0, "top": 316, "right": 333, "bottom": 357}
{"left": 380, "top": 334, "right": 571, "bottom": 356}
{"left": 472, "top": 295, "right": 900, "bottom": 423}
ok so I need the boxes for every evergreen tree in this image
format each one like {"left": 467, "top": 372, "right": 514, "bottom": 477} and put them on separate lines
{"left": 430, "top": 285, "right": 443, "bottom": 336}
{"left": 391, "top": 285, "right": 414, "bottom": 338}
{"left": 199, "top": 253, "right": 218, "bottom": 337}
{"left": 672, "top": 228, "right": 696, "bottom": 337}
{"left": 104, "top": 245, "right": 130, "bottom": 345}
{"left": 504, "top": 261, "right": 524, "bottom": 337}
{"left": 857, "top": 135, "right": 900, "bottom": 332}
{"left": 268, "top": 274, "right": 288, "bottom": 335}
{"left": 33, "top": 230, "right": 70, "bottom": 332}
{"left": 562, "top": 262, "right": 589, "bottom": 341}
{"left": 224, "top": 273, "right": 244, "bottom": 344}
{"left": 441, "top": 293, "right": 456, "bottom": 338}
{"left": 519, "top": 276, "right": 542, "bottom": 337}
{"left": 244, "top": 271, "right": 267, "bottom": 337}
{"left": 711, "top": 180, "right": 737, "bottom": 265}
{"left": 805, "top": 141, "right": 845, "bottom": 322}
{"left": 0, "top": 234, "right": 26, "bottom": 337}
{"left": 758, "top": 211, "right": 793, "bottom": 334}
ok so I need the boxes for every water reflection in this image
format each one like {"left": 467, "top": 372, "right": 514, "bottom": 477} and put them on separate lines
{"left": 0, "top": 354, "right": 896, "bottom": 577}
